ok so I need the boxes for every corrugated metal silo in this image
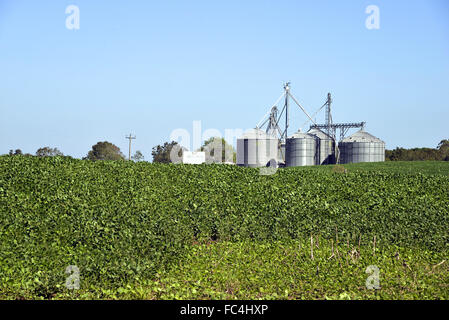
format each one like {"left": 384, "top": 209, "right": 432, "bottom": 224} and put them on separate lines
{"left": 338, "top": 130, "right": 385, "bottom": 164}
{"left": 237, "top": 128, "right": 279, "bottom": 167}
{"left": 308, "top": 128, "right": 336, "bottom": 165}
{"left": 278, "top": 142, "right": 286, "bottom": 164}
{"left": 285, "top": 131, "right": 318, "bottom": 167}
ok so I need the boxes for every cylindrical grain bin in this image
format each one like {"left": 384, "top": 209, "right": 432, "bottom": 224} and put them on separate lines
{"left": 308, "top": 128, "right": 336, "bottom": 165}
{"left": 237, "top": 128, "right": 279, "bottom": 167}
{"left": 285, "top": 131, "right": 318, "bottom": 167}
{"left": 338, "top": 130, "right": 385, "bottom": 164}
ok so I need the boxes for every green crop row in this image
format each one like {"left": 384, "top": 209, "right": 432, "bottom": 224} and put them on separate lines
{"left": 0, "top": 156, "right": 448, "bottom": 298}
{"left": 87, "top": 240, "right": 448, "bottom": 300}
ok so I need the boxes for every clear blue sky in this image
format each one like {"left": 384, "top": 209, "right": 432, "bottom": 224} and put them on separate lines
{"left": 1, "top": 0, "right": 448, "bottom": 159}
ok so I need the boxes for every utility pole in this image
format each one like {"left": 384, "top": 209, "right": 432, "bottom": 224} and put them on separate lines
{"left": 325, "top": 93, "right": 333, "bottom": 165}
{"left": 125, "top": 134, "right": 136, "bottom": 160}
{"left": 325, "top": 93, "right": 333, "bottom": 139}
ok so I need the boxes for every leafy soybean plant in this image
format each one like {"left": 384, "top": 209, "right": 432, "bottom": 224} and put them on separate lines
{"left": 0, "top": 156, "right": 448, "bottom": 299}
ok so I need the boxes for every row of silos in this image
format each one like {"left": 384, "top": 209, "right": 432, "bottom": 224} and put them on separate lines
{"left": 236, "top": 128, "right": 333, "bottom": 167}
{"left": 236, "top": 128, "right": 384, "bottom": 167}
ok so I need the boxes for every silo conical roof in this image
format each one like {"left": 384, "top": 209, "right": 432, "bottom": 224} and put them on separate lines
{"left": 239, "top": 128, "right": 277, "bottom": 140}
{"left": 341, "top": 130, "right": 384, "bottom": 143}
{"left": 288, "top": 130, "right": 315, "bottom": 139}
{"left": 308, "top": 128, "right": 333, "bottom": 140}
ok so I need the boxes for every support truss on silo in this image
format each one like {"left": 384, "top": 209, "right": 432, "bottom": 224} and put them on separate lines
{"left": 256, "top": 83, "right": 366, "bottom": 164}
{"left": 308, "top": 93, "right": 365, "bottom": 142}
{"left": 308, "top": 93, "right": 366, "bottom": 164}
{"left": 256, "top": 83, "right": 318, "bottom": 142}
{"left": 310, "top": 122, "right": 366, "bottom": 141}
{"left": 256, "top": 83, "right": 320, "bottom": 164}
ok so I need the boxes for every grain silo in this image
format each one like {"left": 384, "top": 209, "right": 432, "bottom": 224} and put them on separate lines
{"left": 237, "top": 128, "right": 279, "bottom": 167}
{"left": 285, "top": 131, "right": 318, "bottom": 167}
{"left": 278, "top": 142, "right": 286, "bottom": 165}
{"left": 338, "top": 130, "right": 385, "bottom": 164}
{"left": 308, "top": 128, "right": 336, "bottom": 165}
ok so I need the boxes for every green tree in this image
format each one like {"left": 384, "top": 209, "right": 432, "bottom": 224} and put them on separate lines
{"left": 85, "top": 141, "right": 125, "bottom": 161}
{"left": 152, "top": 141, "right": 184, "bottom": 164}
{"left": 386, "top": 143, "right": 448, "bottom": 162}
{"left": 437, "top": 139, "right": 449, "bottom": 161}
{"left": 8, "top": 149, "right": 23, "bottom": 156}
{"left": 200, "top": 137, "right": 236, "bottom": 164}
{"left": 36, "top": 147, "right": 64, "bottom": 157}
{"left": 132, "top": 150, "right": 145, "bottom": 162}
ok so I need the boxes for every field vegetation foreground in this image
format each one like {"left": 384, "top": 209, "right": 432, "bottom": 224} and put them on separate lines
{"left": 0, "top": 156, "right": 448, "bottom": 299}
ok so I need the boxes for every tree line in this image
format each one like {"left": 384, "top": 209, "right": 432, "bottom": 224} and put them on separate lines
{"left": 6, "top": 143, "right": 142, "bottom": 161}
{"left": 4, "top": 137, "right": 236, "bottom": 163}
{"left": 6, "top": 138, "right": 448, "bottom": 163}
{"left": 8, "top": 147, "right": 65, "bottom": 158}
{"left": 386, "top": 139, "right": 449, "bottom": 161}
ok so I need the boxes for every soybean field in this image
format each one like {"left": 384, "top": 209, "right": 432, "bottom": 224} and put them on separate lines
{"left": 0, "top": 156, "right": 448, "bottom": 299}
